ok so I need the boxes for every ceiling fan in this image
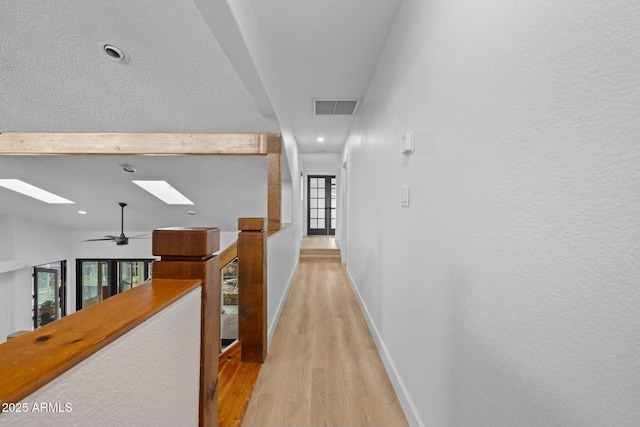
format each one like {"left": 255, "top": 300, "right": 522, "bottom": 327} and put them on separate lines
{"left": 83, "top": 202, "right": 148, "bottom": 246}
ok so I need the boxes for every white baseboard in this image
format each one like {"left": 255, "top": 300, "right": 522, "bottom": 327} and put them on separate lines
{"left": 345, "top": 267, "right": 424, "bottom": 427}
{"left": 267, "top": 259, "right": 298, "bottom": 347}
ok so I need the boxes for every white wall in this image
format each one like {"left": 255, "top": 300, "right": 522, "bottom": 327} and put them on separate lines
{"left": 343, "top": 1, "right": 640, "bottom": 426}
{"left": 3, "top": 287, "right": 201, "bottom": 427}
{"left": 281, "top": 179, "right": 293, "bottom": 224}
{"left": 0, "top": 216, "right": 18, "bottom": 342}
{"left": 266, "top": 224, "right": 298, "bottom": 346}
{"left": 283, "top": 134, "right": 304, "bottom": 246}
{"left": 0, "top": 215, "right": 73, "bottom": 342}
{"left": 301, "top": 153, "right": 340, "bottom": 237}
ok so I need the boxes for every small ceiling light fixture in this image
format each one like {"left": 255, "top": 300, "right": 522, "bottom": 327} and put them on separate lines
{"left": 187, "top": 210, "right": 197, "bottom": 216}
{"left": 122, "top": 164, "right": 136, "bottom": 173}
{"left": 317, "top": 137, "right": 325, "bottom": 142}
{"left": 102, "top": 44, "right": 129, "bottom": 63}
{"left": 78, "top": 210, "right": 88, "bottom": 215}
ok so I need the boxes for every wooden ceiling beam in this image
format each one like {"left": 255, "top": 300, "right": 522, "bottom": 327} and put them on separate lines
{"left": 0, "top": 133, "right": 278, "bottom": 155}
{"left": 0, "top": 131, "right": 284, "bottom": 233}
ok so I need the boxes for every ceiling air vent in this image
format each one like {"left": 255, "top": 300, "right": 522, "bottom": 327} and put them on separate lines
{"left": 314, "top": 99, "right": 360, "bottom": 116}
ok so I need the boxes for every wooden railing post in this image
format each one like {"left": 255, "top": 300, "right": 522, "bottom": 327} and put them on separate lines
{"left": 267, "top": 134, "right": 282, "bottom": 234}
{"left": 238, "top": 218, "right": 267, "bottom": 363}
{"left": 151, "top": 227, "right": 220, "bottom": 427}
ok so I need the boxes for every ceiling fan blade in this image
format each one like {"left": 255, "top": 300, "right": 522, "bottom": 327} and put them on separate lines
{"left": 127, "top": 234, "right": 150, "bottom": 239}
{"left": 82, "top": 203, "right": 138, "bottom": 244}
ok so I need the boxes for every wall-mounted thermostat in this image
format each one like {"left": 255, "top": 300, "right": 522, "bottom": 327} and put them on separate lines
{"left": 402, "top": 131, "right": 415, "bottom": 155}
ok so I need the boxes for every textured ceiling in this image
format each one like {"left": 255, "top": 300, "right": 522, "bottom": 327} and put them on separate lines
{"left": 0, "top": 1, "right": 278, "bottom": 133}
{"left": 0, "top": 0, "right": 401, "bottom": 233}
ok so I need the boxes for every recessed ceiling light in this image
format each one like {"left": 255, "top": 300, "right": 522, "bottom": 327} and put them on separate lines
{"left": 188, "top": 210, "right": 197, "bottom": 216}
{"left": 0, "top": 179, "right": 75, "bottom": 204}
{"left": 102, "top": 44, "right": 129, "bottom": 63}
{"left": 122, "top": 164, "right": 136, "bottom": 173}
{"left": 78, "top": 210, "right": 88, "bottom": 215}
{"left": 132, "top": 180, "right": 194, "bottom": 205}
{"left": 317, "top": 137, "right": 325, "bottom": 142}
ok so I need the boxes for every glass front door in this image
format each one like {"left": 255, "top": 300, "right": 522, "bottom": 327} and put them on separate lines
{"left": 80, "top": 261, "right": 111, "bottom": 309}
{"left": 307, "top": 175, "right": 336, "bottom": 235}
{"left": 33, "top": 261, "right": 66, "bottom": 328}
{"left": 118, "top": 261, "right": 147, "bottom": 293}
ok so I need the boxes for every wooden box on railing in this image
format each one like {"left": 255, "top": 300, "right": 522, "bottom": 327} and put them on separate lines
{"left": 152, "top": 227, "right": 220, "bottom": 257}
{"left": 6, "top": 331, "right": 29, "bottom": 341}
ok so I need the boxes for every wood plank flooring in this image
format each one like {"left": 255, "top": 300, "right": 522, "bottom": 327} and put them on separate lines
{"left": 219, "top": 360, "right": 262, "bottom": 427}
{"left": 241, "top": 249, "right": 408, "bottom": 427}
{"left": 300, "top": 235, "right": 340, "bottom": 250}
{"left": 219, "top": 340, "right": 262, "bottom": 427}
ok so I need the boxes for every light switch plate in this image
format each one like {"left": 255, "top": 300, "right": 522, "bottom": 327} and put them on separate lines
{"left": 402, "top": 131, "right": 415, "bottom": 155}
{"left": 401, "top": 185, "right": 410, "bottom": 207}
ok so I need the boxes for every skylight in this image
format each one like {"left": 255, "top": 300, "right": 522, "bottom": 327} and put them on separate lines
{"left": 132, "top": 180, "right": 194, "bottom": 205}
{"left": 0, "top": 179, "right": 75, "bottom": 204}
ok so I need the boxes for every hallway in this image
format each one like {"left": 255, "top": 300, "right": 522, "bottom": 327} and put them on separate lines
{"left": 241, "top": 237, "right": 408, "bottom": 426}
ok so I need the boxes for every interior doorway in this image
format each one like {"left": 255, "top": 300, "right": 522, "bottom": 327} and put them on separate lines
{"left": 307, "top": 175, "right": 336, "bottom": 235}
{"left": 33, "top": 260, "right": 67, "bottom": 329}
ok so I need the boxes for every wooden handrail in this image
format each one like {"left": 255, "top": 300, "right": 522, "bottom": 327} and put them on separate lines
{"left": 219, "top": 241, "right": 238, "bottom": 269}
{"left": 0, "top": 278, "right": 201, "bottom": 406}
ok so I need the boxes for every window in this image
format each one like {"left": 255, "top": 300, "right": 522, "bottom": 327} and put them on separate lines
{"left": 76, "top": 259, "right": 153, "bottom": 310}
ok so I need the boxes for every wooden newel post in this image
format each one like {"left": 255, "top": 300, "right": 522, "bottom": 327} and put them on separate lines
{"left": 238, "top": 218, "right": 267, "bottom": 363}
{"left": 151, "top": 227, "right": 220, "bottom": 427}
{"left": 267, "top": 134, "right": 282, "bottom": 234}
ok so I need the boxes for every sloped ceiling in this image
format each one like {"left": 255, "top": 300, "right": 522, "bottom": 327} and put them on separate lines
{"left": 0, "top": 1, "right": 278, "bottom": 133}
{"left": 248, "top": 0, "right": 402, "bottom": 153}
{"left": 0, "top": 155, "right": 267, "bottom": 232}
{"left": 0, "top": 0, "right": 401, "bottom": 233}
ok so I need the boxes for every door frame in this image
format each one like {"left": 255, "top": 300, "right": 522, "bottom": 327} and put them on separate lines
{"left": 33, "top": 260, "right": 67, "bottom": 329}
{"left": 307, "top": 175, "right": 336, "bottom": 236}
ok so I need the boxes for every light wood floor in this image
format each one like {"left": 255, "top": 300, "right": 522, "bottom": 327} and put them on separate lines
{"left": 300, "top": 235, "right": 340, "bottom": 250}
{"left": 241, "top": 254, "right": 408, "bottom": 427}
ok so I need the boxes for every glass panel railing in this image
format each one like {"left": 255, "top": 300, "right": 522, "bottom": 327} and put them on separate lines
{"left": 221, "top": 258, "right": 238, "bottom": 349}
